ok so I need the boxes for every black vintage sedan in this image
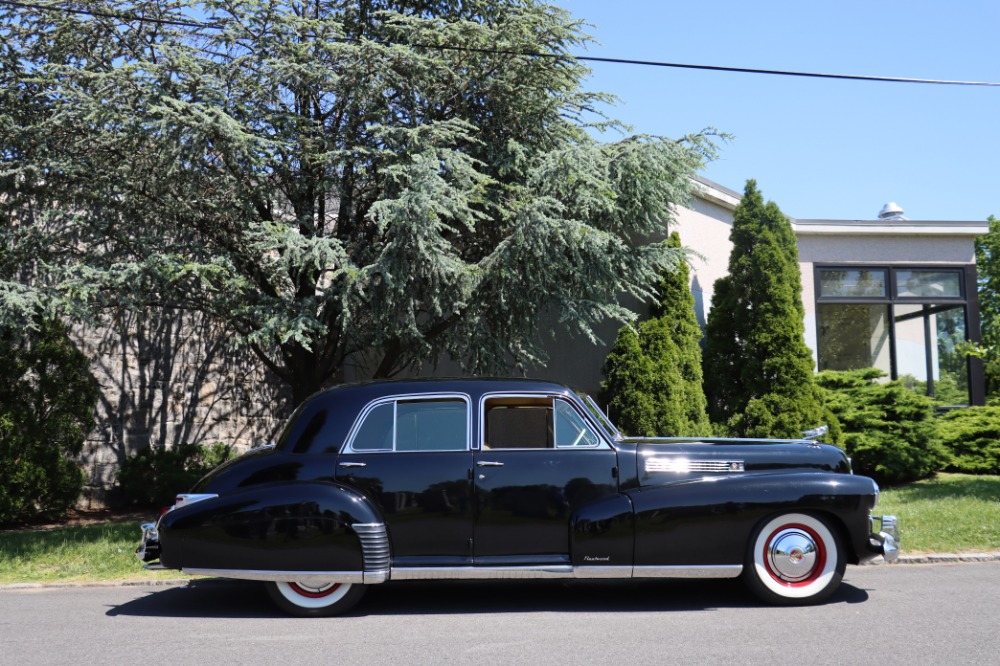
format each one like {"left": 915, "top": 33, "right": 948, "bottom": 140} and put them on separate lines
{"left": 137, "top": 378, "right": 899, "bottom": 616}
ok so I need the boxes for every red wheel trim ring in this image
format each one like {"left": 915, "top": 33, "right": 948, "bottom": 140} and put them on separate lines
{"left": 288, "top": 582, "right": 342, "bottom": 599}
{"left": 762, "top": 522, "right": 827, "bottom": 587}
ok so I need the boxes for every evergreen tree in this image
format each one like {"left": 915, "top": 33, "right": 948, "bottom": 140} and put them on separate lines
{"left": 702, "top": 180, "right": 824, "bottom": 437}
{"left": 602, "top": 232, "right": 710, "bottom": 437}
{"left": 0, "top": 1, "right": 716, "bottom": 406}
{"left": 975, "top": 215, "right": 1000, "bottom": 401}
{"left": 0, "top": 319, "right": 98, "bottom": 524}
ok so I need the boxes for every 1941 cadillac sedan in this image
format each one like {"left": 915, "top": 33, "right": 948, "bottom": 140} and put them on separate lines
{"left": 137, "top": 378, "right": 899, "bottom": 616}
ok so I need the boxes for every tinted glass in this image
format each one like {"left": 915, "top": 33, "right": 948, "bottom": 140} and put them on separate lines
{"left": 895, "top": 270, "right": 962, "bottom": 298}
{"left": 817, "top": 303, "right": 891, "bottom": 373}
{"left": 395, "top": 399, "right": 468, "bottom": 451}
{"left": 818, "top": 269, "right": 887, "bottom": 298}
{"left": 554, "top": 400, "right": 600, "bottom": 447}
{"left": 352, "top": 402, "right": 394, "bottom": 451}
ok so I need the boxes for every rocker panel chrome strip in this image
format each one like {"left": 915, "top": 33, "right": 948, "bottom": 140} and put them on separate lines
{"left": 182, "top": 569, "right": 365, "bottom": 585}
{"left": 181, "top": 564, "right": 742, "bottom": 583}
{"left": 390, "top": 565, "right": 741, "bottom": 580}
{"left": 632, "top": 565, "right": 743, "bottom": 579}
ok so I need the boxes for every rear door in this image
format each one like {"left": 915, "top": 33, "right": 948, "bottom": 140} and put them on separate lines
{"left": 335, "top": 394, "right": 474, "bottom": 567}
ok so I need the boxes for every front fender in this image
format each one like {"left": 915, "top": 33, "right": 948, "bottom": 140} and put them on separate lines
{"left": 630, "top": 472, "right": 880, "bottom": 567}
{"left": 158, "top": 481, "right": 385, "bottom": 576}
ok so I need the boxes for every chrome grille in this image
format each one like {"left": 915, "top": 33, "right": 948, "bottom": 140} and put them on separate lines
{"left": 645, "top": 458, "right": 745, "bottom": 474}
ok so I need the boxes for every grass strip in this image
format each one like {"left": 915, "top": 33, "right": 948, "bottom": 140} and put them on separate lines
{"left": 877, "top": 473, "right": 1000, "bottom": 554}
{"left": 0, "top": 519, "right": 188, "bottom": 585}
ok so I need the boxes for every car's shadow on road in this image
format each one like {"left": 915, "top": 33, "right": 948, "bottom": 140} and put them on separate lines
{"left": 106, "top": 577, "right": 869, "bottom": 619}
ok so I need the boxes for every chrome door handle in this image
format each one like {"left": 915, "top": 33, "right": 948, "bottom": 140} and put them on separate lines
{"left": 339, "top": 462, "right": 367, "bottom": 468}
{"left": 476, "top": 461, "right": 504, "bottom": 467}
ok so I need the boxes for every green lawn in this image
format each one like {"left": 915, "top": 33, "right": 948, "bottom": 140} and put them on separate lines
{"left": 877, "top": 473, "right": 1000, "bottom": 554}
{"left": 1, "top": 474, "right": 997, "bottom": 585}
{"left": 0, "top": 519, "right": 188, "bottom": 585}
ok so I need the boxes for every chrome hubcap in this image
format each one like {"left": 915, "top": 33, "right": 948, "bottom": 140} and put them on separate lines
{"left": 766, "top": 528, "right": 818, "bottom": 582}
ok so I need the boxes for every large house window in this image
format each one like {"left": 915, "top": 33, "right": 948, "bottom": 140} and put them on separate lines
{"left": 815, "top": 266, "right": 979, "bottom": 406}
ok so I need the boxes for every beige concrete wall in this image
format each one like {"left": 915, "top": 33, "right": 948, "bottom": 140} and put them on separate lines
{"left": 673, "top": 197, "right": 735, "bottom": 327}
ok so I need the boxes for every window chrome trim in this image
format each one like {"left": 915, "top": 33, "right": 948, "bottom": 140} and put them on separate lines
{"left": 341, "top": 392, "right": 472, "bottom": 454}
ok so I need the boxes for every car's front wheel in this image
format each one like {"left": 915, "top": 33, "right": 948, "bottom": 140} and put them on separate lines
{"left": 743, "top": 512, "right": 845, "bottom": 605}
{"left": 265, "top": 581, "right": 367, "bottom": 617}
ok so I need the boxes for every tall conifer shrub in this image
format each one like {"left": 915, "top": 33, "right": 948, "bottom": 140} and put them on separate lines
{"left": 602, "top": 232, "right": 711, "bottom": 437}
{"left": 702, "top": 180, "right": 824, "bottom": 437}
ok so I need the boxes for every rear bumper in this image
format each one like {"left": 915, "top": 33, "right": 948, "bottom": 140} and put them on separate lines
{"left": 135, "top": 522, "right": 161, "bottom": 563}
{"left": 868, "top": 515, "right": 900, "bottom": 562}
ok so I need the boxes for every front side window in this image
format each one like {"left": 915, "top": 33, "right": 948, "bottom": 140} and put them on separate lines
{"left": 349, "top": 397, "right": 469, "bottom": 452}
{"left": 482, "top": 395, "right": 603, "bottom": 450}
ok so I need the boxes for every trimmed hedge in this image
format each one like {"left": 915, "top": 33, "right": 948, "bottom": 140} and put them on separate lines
{"left": 936, "top": 406, "right": 1000, "bottom": 474}
{"left": 816, "top": 369, "right": 946, "bottom": 485}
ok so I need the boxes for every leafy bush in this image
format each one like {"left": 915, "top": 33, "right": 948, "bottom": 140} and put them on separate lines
{"left": 0, "top": 320, "right": 98, "bottom": 526}
{"left": 936, "top": 406, "right": 1000, "bottom": 474}
{"left": 816, "top": 368, "right": 946, "bottom": 485}
{"left": 116, "top": 442, "right": 234, "bottom": 507}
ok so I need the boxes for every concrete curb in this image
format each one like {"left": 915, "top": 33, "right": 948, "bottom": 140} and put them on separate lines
{"left": 3, "top": 555, "right": 1000, "bottom": 590}
{"left": 864, "top": 552, "right": 1000, "bottom": 565}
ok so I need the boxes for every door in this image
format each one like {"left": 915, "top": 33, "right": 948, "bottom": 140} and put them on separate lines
{"left": 335, "top": 395, "right": 474, "bottom": 567}
{"left": 473, "top": 395, "right": 618, "bottom": 565}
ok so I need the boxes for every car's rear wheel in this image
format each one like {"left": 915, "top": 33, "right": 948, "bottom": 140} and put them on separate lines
{"left": 743, "top": 512, "right": 845, "bottom": 606}
{"left": 265, "top": 581, "right": 367, "bottom": 617}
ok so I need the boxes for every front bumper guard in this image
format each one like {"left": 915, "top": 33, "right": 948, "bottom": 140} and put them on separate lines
{"left": 870, "top": 514, "right": 900, "bottom": 562}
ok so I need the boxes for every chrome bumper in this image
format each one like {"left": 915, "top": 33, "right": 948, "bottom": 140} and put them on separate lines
{"left": 870, "top": 515, "right": 900, "bottom": 562}
{"left": 135, "top": 522, "right": 161, "bottom": 563}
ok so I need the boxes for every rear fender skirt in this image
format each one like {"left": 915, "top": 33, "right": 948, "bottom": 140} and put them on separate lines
{"left": 630, "top": 473, "right": 879, "bottom": 567}
{"left": 158, "top": 482, "right": 385, "bottom": 574}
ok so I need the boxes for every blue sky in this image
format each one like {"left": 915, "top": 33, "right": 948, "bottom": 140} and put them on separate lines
{"left": 562, "top": 0, "right": 998, "bottom": 221}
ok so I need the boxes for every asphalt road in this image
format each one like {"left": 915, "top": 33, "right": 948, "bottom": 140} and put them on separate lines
{"left": 2, "top": 563, "right": 998, "bottom": 666}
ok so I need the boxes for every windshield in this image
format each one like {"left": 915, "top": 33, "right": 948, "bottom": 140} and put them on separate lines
{"left": 579, "top": 392, "right": 622, "bottom": 441}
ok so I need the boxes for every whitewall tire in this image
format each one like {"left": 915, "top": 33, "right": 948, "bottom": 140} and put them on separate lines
{"left": 265, "top": 581, "right": 367, "bottom": 617}
{"left": 743, "top": 512, "right": 845, "bottom": 605}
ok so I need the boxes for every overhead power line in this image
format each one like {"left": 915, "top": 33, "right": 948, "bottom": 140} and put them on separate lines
{"left": 3, "top": 0, "right": 999, "bottom": 87}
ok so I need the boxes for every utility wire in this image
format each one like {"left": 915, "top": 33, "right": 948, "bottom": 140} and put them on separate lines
{"left": 3, "top": 0, "right": 999, "bottom": 87}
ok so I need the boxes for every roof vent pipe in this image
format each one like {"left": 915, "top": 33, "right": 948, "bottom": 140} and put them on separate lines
{"left": 878, "top": 202, "right": 907, "bottom": 220}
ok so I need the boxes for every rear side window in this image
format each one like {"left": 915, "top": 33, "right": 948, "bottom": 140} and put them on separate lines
{"left": 348, "top": 397, "right": 469, "bottom": 452}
